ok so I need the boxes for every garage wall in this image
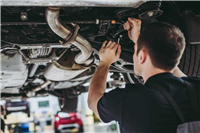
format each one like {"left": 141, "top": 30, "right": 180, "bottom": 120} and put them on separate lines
{"left": 27, "top": 95, "right": 60, "bottom": 115}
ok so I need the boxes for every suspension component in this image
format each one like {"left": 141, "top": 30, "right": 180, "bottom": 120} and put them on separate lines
{"left": 28, "top": 47, "right": 52, "bottom": 58}
{"left": 116, "top": 1, "right": 163, "bottom": 19}
{"left": 138, "top": 1, "right": 163, "bottom": 19}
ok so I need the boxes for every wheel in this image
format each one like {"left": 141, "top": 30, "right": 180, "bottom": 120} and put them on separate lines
{"left": 55, "top": 129, "right": 60, "bottom": 133}
{"left": 4, "top": 115, "right": 7, "bottom": 119}
{"left": 179, "top": 43, "right": 200, "bottom": 77}
{"left": 78, "top": 126, "right": 84, "bottom": 133}
{"left": 25, "top": 108, "right": 31, "bottom": 117}
{"left": 156, "top": 2, "right": 200, "bottom": 77}
{"left": 4, "top": 110, "right": 8, "bottom": 119}
{"left": 27, "top": 111, "right": 30, "bottom": 117}
{"left": 59, "top": 90, "right": 78, "bottom": 113}
{"left": 179, "top": 11, "right": 200, "bottom": 77}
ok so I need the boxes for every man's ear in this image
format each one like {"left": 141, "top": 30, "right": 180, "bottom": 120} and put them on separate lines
{"left": 138, "top": 49, "right": 147, "bottom": 64}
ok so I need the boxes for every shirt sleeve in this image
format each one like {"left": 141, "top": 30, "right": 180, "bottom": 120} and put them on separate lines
{"left": 97, "top": 88, "right": 125, "bottom": 123}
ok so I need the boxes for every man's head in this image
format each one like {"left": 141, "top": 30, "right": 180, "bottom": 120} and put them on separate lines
{"left": 133, "top": 22, "right": 185, "bottom": 76}
{"left": 1, "top": 105, "right": 4, "bottom": 116}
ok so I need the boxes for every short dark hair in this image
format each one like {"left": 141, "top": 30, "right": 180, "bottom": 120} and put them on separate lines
{"left": 137, "top": 22, "right": 185, "bottom": 70}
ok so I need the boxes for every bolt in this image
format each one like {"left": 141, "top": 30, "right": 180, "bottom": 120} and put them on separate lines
{"left": 21, "top": 12, "right": 28, "bottom": 21}
{"left": 118, "top": 35, "right": 123, "bottom": 43}
{"left": 71, "top": 23, "right": 75, "bottom": 26}
{"left": 147, "top": 11, "right": 154, "bottom": 17}
{"left": 59, "top": 40, "right": 63, "bottom": 45}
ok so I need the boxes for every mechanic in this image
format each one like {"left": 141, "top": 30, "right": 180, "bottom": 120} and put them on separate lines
{"left": 0, "top": 105, "right": 5, "bottom": 133}
{"left": 87, "top": 17, "right": 200, "bottom": 133}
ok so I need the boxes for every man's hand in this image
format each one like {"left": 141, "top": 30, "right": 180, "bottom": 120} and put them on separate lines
{"left": 99, "top": 41, "right": 121, "bottom": 66}
{"left": 123, "top": 17, "right": 141, "bottom": 43}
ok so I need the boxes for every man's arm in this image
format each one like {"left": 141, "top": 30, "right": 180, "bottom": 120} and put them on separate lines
{"left": 88, "top": 41, "right": 121, "bottom": 118}
{"left": 173, "top": 67, "right": 187, "bottom": 77}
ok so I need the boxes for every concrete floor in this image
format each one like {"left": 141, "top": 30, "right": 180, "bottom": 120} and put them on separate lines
{"left": 39, "top": 122, "right": 119, "bottom": 133}
{"left": 84, "top": 122, "right": 119, "bottom": 133}
{"left": 4, "top": 121, "right": 119, "bottom": 133}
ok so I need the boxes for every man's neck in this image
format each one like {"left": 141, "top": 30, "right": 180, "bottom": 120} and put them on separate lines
{"left": 142, "top": 67, "right": 173, "bottom": 83}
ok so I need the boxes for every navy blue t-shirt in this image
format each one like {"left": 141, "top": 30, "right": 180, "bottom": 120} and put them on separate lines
{"left": 97, "top": 73, "right": 200, "bottom": 133}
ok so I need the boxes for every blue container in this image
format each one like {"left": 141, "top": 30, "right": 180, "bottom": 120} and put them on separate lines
{"left": 21, "top": 122, "right": 29, "bottom": 132}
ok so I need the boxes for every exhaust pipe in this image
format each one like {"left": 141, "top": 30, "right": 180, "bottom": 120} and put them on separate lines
{"left": 46, "top": 7, "right": 93, "bottom": 65}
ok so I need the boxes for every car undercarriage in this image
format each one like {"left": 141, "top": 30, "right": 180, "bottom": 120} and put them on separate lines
{"left": 1, "top": 1, "right": 200, "bottom": 112}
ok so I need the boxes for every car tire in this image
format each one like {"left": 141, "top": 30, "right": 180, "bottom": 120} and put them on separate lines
{"left": 55, "top": 129, "right": 60, "bottom": 133}
{"left": 4, "top": 115, "right": 7, "bottom": 119}
{"left": 59, "top": 90, "right": 78, "bottom": 113}
{"left": 179, "top": 43, "right": 200, "bottom": 77}
{"left": 78, "top": 126, "right": 84, "bottom": 133}
{"left": 4, "top": 110, "right": 8, "bottom": 119}
{"left": 25, "top": 108, "right": 31, "bottom": 117}
{"left": 158, "top": 2, "right": 200, "bottom": 77}
{"left": 27, "top": 111, "right": 30, "bottom": 117}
